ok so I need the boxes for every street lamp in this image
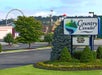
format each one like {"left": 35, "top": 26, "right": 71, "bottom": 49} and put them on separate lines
{"left": 89, "top": 12, "right": 94, "bottom": 17}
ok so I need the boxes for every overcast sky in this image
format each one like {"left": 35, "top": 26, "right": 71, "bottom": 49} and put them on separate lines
{"left": 0, "top": 0, "right": 102, "bottom": 19}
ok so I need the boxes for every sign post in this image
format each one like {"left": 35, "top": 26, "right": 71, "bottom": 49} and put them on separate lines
{"left": 70, "top": 35, "right": 73, "bottom": 55}
{"left": 90, "top": 35, "right": 94, "bottom": 50}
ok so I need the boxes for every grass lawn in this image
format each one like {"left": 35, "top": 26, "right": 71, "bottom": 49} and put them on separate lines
{"left": 0, "top": 65, "right": 102, "bottom": 75}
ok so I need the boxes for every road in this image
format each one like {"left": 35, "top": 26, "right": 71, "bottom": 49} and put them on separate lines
{"left": 0, "top": 49, "right": 51, "bottom": 69}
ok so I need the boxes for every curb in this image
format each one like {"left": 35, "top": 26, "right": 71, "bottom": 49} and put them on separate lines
{"left": 0, "top": 47, "right": 51, "bottom": 54}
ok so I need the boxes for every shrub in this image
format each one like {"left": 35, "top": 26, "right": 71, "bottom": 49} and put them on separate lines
{"left": 44, "top": 33, "right": 53, "bottom": 45}
{"left": 59, "top": 47, "right": 71, "bottom": 62}
{"left": 73, "top": 50, "right": 82, "bottom": 60}
{"left": 35, "top": 61, "right": 102, "bottom": 71}
{"left": 0, "top": 44, "right": 2, "bottom": 52}
{"left": 96, "top": 46, "right": 102, "bottom": 59}
{"left": 92, "top": 51, "right": 97, "bottom": 60}
{"left": 3, "top": 33, "right": 14, "bottom": 46}
{"left": 80, "top": 46, "right": 94, "bottom": 62}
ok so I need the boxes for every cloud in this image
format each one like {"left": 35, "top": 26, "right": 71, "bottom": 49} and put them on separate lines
{"left": 33, "top": 12, "right": 50, "bottom": 17}
{"left": 49, "top": 0, "right": 102, "bottom": 16}
{"left": 25, "top": 10, "right": 57, "bottom": 17}
{"left": 0, "top": 11, "right": 7, "bottom": 20}
{"left": 60, "top": 0, "right": 82, "bottom": 4}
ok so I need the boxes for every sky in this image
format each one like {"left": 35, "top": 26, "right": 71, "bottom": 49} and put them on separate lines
{"left": 0, "top": 0, "right": 102, "bottom": 19}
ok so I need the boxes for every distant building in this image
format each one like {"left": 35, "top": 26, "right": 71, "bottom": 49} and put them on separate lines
{"left": 0, "top": 26, "right": 15, "bottom": 39}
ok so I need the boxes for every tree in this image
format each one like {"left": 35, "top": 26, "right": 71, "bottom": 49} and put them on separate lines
{"left": 44, "top": 33, "right": 53, "bottom": 45}
{"left": 80, "top": 46, "right": 94, "bottom": 62}
{"left": 14, "top": 16, "right": 42, "bottom": 48}
{"left": 59, "top": 47, "right": 71, "bottom": 62}
{"left": 3, "top": 33, "right": 14, "bottom": 46}
{"left": 50, "top": 21, "right": 71, "bottom": 61}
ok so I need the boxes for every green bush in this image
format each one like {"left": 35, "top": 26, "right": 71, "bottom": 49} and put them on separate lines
{"left": 44, "top": 33, "right": 53, "bottom": 45}
{"left": 80, "top": 46, "right": 94, "bottom": 62}
{"left": 3, "top": 33, "right": 14, "bottom": 46}
{"left": 96, "top": 46, "right": 102, "bottom": 59}
{"left": 0, "top": 44, "right": 2, "bottom": 52}
{"left": 59, "top": 47, "right": 71, "bottom": 62}
{"left": 73, "top": 50, "right": 82, "bottom": 60}
{"left": 92, "top": 51, "right": 97, "bottom": 60}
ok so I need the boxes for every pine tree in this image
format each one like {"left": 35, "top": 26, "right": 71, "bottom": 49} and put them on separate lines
{"left": 59, "top": 47, "right": 72, "bottom": 62}
{"left": 50, "top": 21, "right": 71, "bottom": 61}
{"left": 80, "top": 46, "right": 94, "bottom": 62}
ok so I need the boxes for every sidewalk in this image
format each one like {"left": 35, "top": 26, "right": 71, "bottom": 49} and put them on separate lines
{"left": 0, "top": 42, "right": 51, "bottom": 54}
{"left": 1, "top": 42, "right": 48, "bottom": 50}
{"left": 0, "top": 46, "right": 51, "bottom": 54}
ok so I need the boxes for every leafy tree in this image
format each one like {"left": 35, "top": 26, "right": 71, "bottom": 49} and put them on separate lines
{"left": 14, "top": 16, "right": 42, "bottom": 48}
{"left": 44, "top": 33, "right": 53, "bottom": 45}
{"left": 59, "top": 47, "right": 71, "bottom": 62}
{"left": 80, "top": 46, "right": 94, "bottom": 62}
{"left": 3, "top": 33, "right": 14, "bottom": 46}
{"left": 50, "top": 21, "right": 71, "bottom": 61}
{"left": 96, "top": 46, "right": 102, "bottom": 59}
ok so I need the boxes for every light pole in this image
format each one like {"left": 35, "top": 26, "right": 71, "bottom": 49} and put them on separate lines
{"left": 89, "top": 12, "right": 94, "bottom": 17}
{"left": 49, "top": 10, "right": 53, "bottom": 33}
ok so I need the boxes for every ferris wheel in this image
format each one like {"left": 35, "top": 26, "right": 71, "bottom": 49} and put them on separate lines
{"left": 5, "top": 9, "right": 24, "bottom": 26}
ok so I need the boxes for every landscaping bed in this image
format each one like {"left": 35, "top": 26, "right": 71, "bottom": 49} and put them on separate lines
{"left": 34, "top": 46, "right": 102, "bottom": 71}
{"left": 35, "top": 60, "right": 102, "bottom": 71}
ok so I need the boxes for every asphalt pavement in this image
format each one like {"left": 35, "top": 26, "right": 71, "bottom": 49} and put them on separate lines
{"left": 0, "top": 49, "right": 51, "bottom": 69}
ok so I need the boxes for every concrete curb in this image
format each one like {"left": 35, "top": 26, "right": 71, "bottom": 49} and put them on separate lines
{"left": 0, "top": 47, "right": 51, "bottom": 54}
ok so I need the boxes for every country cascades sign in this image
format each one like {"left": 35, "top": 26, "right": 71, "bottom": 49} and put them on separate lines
{"left": 64, "top": 18, "right": 99, "bottom": 35}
